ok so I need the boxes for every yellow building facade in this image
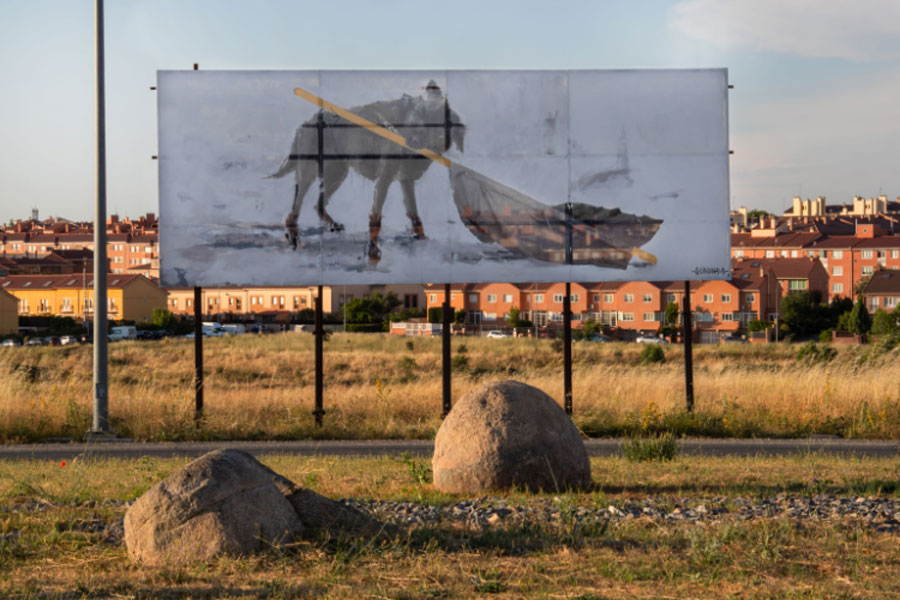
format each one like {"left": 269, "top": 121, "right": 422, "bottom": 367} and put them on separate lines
{"left": 0, "top": 274, "right": 167, "bottom": 323}
{"left": 164, "top": 286, "right": 334, "bottom": 316}
{"left": 0, "top": 289, "right": 17, "bottom": 335}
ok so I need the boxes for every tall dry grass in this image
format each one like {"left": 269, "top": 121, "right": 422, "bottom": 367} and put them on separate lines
{"left": 1, "top": 333, "right": 899, "bottom": 441}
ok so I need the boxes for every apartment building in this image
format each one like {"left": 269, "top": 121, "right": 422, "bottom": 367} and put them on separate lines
{"left": 0, "top": 274, "right": 166, "bottom": 323}
{"left": 0, "top": 289, "right": 17, "bottom": 335}
{"left": 860, "top": 270, "right": 900, "bottom": 313}
{"left": 165, "top": 286, "right": 334, "bottom": 319}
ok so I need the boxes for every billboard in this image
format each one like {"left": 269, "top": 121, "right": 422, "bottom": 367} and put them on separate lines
{"left": 158, "top": 69, "right": 730, "bottom": 287}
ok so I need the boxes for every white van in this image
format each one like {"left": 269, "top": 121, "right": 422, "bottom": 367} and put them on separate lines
{"left": 220, "top": 324, "right": 245, "bottom": 335}
{"left": 109, "top": 326, "right": 137, "bottom": 341}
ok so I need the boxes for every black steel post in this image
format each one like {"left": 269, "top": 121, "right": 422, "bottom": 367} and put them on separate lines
{"left": 682, "top": 280, "right": 694, "bottom": 412}
{"left": 563, "top": 202, "right": 573, "bottom": 415}
{"left": 442, "top": 283, "right": 452, "bottom": 418}
{"left": 314, "top": 285, "right": 325, "bottom": 427}
{"left": 193, "top": 286, "right": 203, "bottom": 424}
{"left": 564, "top": 282, "right": 573, "bottom": 415}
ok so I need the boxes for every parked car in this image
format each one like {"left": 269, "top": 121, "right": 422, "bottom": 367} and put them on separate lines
{"left": 109, "top": 326, "right": 137, "bottom": 341}
{"left": 635, "top": 334, "right": 668, "bottom": 344}
{"left": 585, "top": 334, "right": 612, "bottom": 343}
{"left": 1, "top": 339, "right": 22, "bottom": 347}
{"left": 485, "top": 330, "right": 510, "bottom": 339}
{"left": 722, "top": 336, "right": 748, "bottom": 344}
{"left": 58, "top": 335, "right": 79, "bottom": 346}
{"left": 24, "top": 337, "right": 46, "bottom": 346}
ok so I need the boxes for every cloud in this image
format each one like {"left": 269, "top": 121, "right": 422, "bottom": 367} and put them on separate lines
{"left": 669, "top": 0, "right": 900, "bottom": 61}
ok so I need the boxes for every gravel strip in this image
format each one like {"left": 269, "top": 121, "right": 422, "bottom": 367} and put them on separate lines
{"left": 341, "top": 494, "right": 900, "bottom": 533}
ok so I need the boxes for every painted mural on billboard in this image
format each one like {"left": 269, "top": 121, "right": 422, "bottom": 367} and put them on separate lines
{"left": 158, "top": 70, "right": 730, "bottom": 287}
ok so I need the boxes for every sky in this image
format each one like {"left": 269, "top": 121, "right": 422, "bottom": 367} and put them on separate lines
{"left": 1, "top": 0, "right": 899, "bottom": 225}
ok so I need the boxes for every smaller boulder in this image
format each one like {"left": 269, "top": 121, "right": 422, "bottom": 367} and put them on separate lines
{"left": 433, "top": 380, "right": 591, "bottom": 493}
{"left": 124, "top": 449, "right": 302, "bottom": 565}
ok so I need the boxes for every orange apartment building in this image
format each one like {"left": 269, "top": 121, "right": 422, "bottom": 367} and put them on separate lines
{"left": 424, "top": 261, "right": 781, "bottom": 342}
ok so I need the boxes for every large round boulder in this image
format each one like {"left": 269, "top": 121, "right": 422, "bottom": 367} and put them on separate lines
{"left": 124, "top": 449, "right": 303, "bottom": 565}
{"left": 432, "top": 380, "right": 591, "bottom": 493}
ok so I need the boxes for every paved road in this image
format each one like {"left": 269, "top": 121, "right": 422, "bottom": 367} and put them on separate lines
{"left": 0, "top": 438, "right": 896, "bottom": 462}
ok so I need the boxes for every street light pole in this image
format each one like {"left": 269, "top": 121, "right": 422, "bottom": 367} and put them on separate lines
{"left": 91, "top": 0, "right": 110, "bottom": 434}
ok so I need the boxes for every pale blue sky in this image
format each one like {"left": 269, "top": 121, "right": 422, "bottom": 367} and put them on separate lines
{"left": 2, "top": 0, "right": 899, "bottom": 223}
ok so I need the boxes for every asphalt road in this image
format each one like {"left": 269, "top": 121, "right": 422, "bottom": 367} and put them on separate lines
{"left": 0, "top": 438, "right": 896, "bottom": 462}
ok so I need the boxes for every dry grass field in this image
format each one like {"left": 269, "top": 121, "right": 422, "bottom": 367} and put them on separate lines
{"left": 1, "top": 453, "right": 899, "bottom": 598}
{"left": 2, "top": 333, "right": 900, "bottom": 442}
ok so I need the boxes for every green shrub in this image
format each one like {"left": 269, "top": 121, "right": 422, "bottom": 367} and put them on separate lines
{"left": 639, "top": 344, "right": 666, "bottom": 365}
{"left": 819, "top": 328, "right": 833, "bottom": 344}
{"left": 450, "top": 355, "right": 469, "bottom": 371}
{"left": 622, "top": 432, "right": 678, "bottom": 462}
{"left": 795, "top": 341, "right": 836, "bottom": 364}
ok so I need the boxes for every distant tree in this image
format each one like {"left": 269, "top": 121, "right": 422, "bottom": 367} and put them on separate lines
{"left": 505, "top": 306, "right": 521, "bottom": 329}
{"left": 746, "top": 209, "right": 771, "bottom": 222}
{"left": 748, "top": 319, "right": 771, "bottom": 333}
{"left": 344, "top": 291, "right": 401, "bottom": 326}
{"left": 581, "top": 319, "right": 601, "bottom": 339}
{"left": 828, "top": 297, "right": 854, "bottom": 326}
{"left": 847, "top": 298, "right": 872, "bottom": 335}
{"left": 664, "top": 302, "right": 679, "bottom": 327}
{"left": 151, "top": 307, "right": 178, "bottom": 330}
{"left": 779, "top": 290, "right": 830, "bottom": 338}
{"left": 871, "top": 308, "right": 899, "bottom": 336}
{"left": 454, "top": 309, "right": 466, "bottom": 325}
{"left": 854, "top": 275, "right": 873, "bottom": 297}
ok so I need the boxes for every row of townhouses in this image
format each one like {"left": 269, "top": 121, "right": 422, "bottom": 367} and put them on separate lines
{"left": 2, "top": 200, "right": 900, "bottom": 339}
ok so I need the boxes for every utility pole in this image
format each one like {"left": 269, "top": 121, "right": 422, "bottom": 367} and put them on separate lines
{"left": 90, "top": 0, "right": 110, "bottom": 435}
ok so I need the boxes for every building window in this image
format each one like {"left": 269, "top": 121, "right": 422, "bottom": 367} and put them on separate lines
{"left": 734, "top": 250, "right": 744, "bottom": 258}
{"left": 642, "top": 294, "right": 652, "bottom": 303}
{"left": 570, "top": 294, "right": 579, "bottom": 302}
{"left": 862, "top": 266, "right": 874, "bottom": 276}
{"left": 788, "top": 280, "right": 807, "bottom": 291}
{"left": 534, "top": 293, "right": 544, "bottom": 303}
{"left": 429, "top": 294, "right": 436, "bottom": 304}
{"left": 404, "top": 294, "right": 418, "bottom": 309}
{"left": 832, "top": 266, "right": 843, "bottom": 276}
{"left": 553, "top": 294, "right": 565, "bottom": 303}
{"left": 721, "top": 294, "right": 731, "bottom": 303}
{"left": 832, "top": 283, "right": 843, "bottom": 294}
{"left": 765, "top": 250, "right": 775, "bottom": 258}
{"left": 862, "top": 250, "right": 873, "bottom": 259}
{"left": 251, "top": 297, "right": 257, "bottom": 306}
{"left": 186, "top": 299, "right": 192, "bottom": 308}
{"left": 666, "top": 294, "right": 676, "bottom": 304}
{"left": 885, "top": 297, "right": 898, "bottom": 308}
{"left": 624, "top": 294, "right": 634, "bottom": 303}
{"left": 744, "top": 293, "right": 755, "bottom": 304}
{"left": 172, "top": 299, "right": 178, "bottom": 307}
{"left": 487, "top": 294, "right": 497, "bottom": 303}
{"left": 722, "top": 312, "right": 735, "bottom": 321}
{"left": 293, "top": 296, "right": 300, "bottom": 309}
{"left": 871, "top": 297, "right": 879, "bottom": 307}
{"left": 592, "top": 294, "right": 600, "bottom": 303}
{"left": 832, "top": 250, "right": 842, "bottom": 259}
{"left": 502, "top": 294, "right": 512, "bottom": 303}
{"left": 620, "top": 313, "right": 634, "bottom": 322}
{"left": 604, "top": 294, "right": 614, "bottom": 304}
{"left": 703, "top": 294, "right": 713, "bottom": 303}
{"left": 643, "top": 312, "right": 657, "bottom": 321}
{"left": 468, "top": 294, "right": 478, "bottom": 303}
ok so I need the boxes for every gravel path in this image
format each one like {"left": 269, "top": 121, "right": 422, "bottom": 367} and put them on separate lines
{"left": 346, "top": 494, "right": 900, "bottom": 533}
{"left": 4, "top": 493, "right": 898, "bottom": 549}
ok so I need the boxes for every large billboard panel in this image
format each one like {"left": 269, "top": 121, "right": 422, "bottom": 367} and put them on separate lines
{"left": 158, "top": 69, "right": 730, "bottom": 286}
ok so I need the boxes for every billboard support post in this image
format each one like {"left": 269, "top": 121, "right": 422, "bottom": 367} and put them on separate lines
{"left": 441, "top": 283, "right": 452, "bottom": 418}
{"left": 90, "top": 0, "right": 110, "bottom": 435}
{"left": 194, "top": 286, "right": 204, "bottom": 425}
{"left": 314, "top": 285, "right": 325, "bottom": 427}
{"left": 563, "top": 202, "right": 573, "bottom": 416}
{"left": 682, "top": 280, "right": 694, "bottom": 412}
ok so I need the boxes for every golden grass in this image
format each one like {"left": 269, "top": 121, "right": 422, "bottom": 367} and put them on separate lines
{"left": 2, "top": 333, "right": 900, "bottom": 441}
{"left": 1, "top": 454, "right": 900, "bottom": 598}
